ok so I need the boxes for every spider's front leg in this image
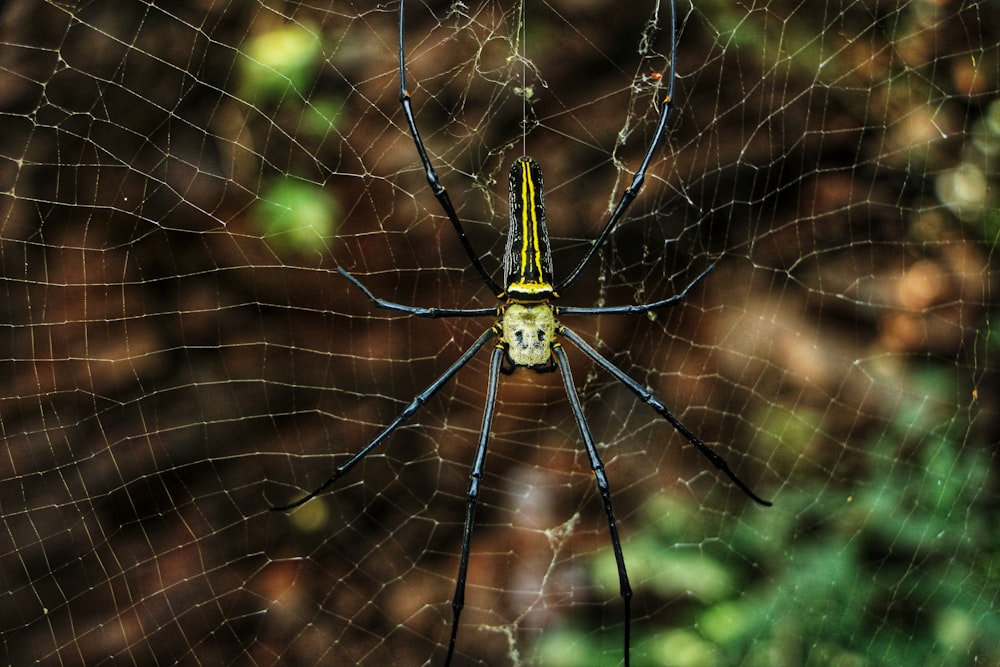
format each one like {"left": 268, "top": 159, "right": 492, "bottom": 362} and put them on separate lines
{"left": 444, "top": 343, "right": 506, "bottom": 666}
{"left": 551, "top": 341, "right": 633, "bottom": 665}
{"left": 557, "top": 324, "right": 772, "bottom": 506}
{"left": 269, "top": 327, "right": 498, "bottom": 512}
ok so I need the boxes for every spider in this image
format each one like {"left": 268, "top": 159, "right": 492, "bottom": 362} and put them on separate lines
{"left": 272, "top": 1, "right": 771, "bottom": 665}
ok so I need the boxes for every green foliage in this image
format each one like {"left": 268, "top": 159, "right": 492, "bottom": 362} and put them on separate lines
{"left": 238, "top": 22, "right": 323, "bottom": 103}
{"left": 253, "top": 177, "right": 339, "bottom": 252}
{"left": 238, "top": 22, "right": 345, "bottom": 253}
{"left": 533, "top": 367, "right": 998, "bottom": 666}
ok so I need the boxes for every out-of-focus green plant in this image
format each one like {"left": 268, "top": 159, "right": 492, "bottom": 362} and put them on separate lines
{"left": 941, "top": 97, "right": 1000, "bottom": 246}
{"left": 253, "top": 177, "right": 339, "bottom": 252}
{"left": 239, "top": 22, "right": 323, "bottom": 103}
{"left": 238, "top": 22, "right": 345, "bottom": 252}
{"left": 532, "top": 366, "right": 999, "bottom": 666}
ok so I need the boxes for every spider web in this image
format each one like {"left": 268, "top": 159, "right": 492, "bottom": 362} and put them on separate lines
{"left": 1, "top": 0, "right": 997, "bottom": 665}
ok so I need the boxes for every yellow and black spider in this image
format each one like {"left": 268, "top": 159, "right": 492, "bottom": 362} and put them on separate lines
{"left": 273, "top": 1, "right": 771, "bottom": 665}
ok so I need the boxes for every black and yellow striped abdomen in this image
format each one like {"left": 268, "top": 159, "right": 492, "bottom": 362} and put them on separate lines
{"left": 504, "top": 156, "right": 555, "bottom": 301}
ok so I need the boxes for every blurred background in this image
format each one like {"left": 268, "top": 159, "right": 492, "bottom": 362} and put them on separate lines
{"left": 1, "top": 0, "right": 997, "bottom": 665}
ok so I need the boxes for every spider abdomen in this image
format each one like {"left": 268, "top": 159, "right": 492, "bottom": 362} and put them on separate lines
{"left": 504, "top": 156, "right": 555, "bottom": 300}
{"left": 501, "top": 302, "right": 556, "bottom": 367}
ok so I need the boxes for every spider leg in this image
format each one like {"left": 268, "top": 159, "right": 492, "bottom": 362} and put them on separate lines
{"left": 339, "top": 267, "right": 496, "bottom": 318}
{"left": 398, "top": 0, "right": 503, "bottom": 297}
{"left": 445, "top": 344, "right": 505, "bottom": 667}
{"left": 270, "top": 327, "right": 498, "bottom": 512}
{"left": 556, "top": 1, "right": 678, "bottom": 294}
{"left": 559, "top": 264, "right": 713, "bottom": 316}
{"left": 552, "top": 343, "right": 632, "bottom": 667}
{"left": 557, "top": 325, "right": 772, "bottom": 506}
